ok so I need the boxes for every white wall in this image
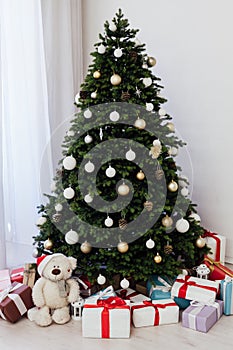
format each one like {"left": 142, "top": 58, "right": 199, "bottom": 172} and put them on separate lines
{"left": 82, "top": 0, "right": 233, "bottom": 263}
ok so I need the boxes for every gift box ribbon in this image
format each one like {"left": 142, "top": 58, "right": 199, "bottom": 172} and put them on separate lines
{"left": 131, "top": 300, "right": 177, "bottom": 326}
{"left": 220, "top": 277, "right": 233, "bottom": 315}
{"left": 84, "top": 296, "right": 130, "bottom": 338}
{"left": 149, "top": 276, "right": 171, "bottom": 297}
{"left": 187, "top": 300, "right": 221, "bottom": 330}
{"left": 0, "top": 283, "right": 27, "bottom": 319}
{"left": 202, "top": 231, "right": 222, "bottom": 261}
{"left": 204, "top": 257, "right": 233, "bottom": 278}
{"left": 118, "top": 289, "right": 139, "bottom": 300}
{"left": 175, "top": 275, "right": 218, "bottom": 299}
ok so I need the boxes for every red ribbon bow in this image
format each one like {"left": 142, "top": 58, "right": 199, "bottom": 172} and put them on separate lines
{"left": 175, "top": 275, "right": 218, "bottom": 299}
{"left": 84, "top": 296, "right": 130, "bottom": 338}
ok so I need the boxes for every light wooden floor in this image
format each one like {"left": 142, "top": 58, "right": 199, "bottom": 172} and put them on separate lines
{"left": 0, "top": 312, "right": 232, "bottom": 350}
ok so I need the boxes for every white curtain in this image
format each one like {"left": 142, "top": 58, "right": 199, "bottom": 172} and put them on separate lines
{"left": 0, "top": 0, "right": 83, "bottom": 269}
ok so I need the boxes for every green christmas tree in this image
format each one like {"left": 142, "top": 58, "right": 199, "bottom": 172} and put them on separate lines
{"left": 33, "top": 9, "right": 209, "bottom": 285}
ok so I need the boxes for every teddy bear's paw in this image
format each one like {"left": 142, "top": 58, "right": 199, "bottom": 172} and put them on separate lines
{"left": 34, "top": 307, "right": 53, "bottom": 327}
{"left": 52, "top": 307, "right": 70, "bottom": 324}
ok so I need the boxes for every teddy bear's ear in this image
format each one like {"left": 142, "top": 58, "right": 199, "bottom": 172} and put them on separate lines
{"left": 68, "top": 256, "right": 77, "bottom": 270}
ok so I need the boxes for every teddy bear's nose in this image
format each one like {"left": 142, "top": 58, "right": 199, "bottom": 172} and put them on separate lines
{"left": 52, "top": 268, "right": 61, "bottom": 275}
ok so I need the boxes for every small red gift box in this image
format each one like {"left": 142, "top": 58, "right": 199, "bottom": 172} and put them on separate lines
{"left": 10, "top": 267, "right": 24, "bottom": 283}
{"left": 203, "top": 256, "right": 233, "bottom": 281}
{"left": 202, "top": 231, "right": 226, "bottom": 264}
{"left": 0, "top": 269, "right": 11, "bottom": 291}
{"left": 0, "top": 282, "right": 34, "bottom": 323}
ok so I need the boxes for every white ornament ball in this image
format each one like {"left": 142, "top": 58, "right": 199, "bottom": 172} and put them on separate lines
{"left": 114, "top": 48, "right": 122, "bottom": 58}
{"left": 84, "top": 134, "right": 93, "bottom": 144}
{"left": 181, "top": 187, "right": 189, "bottom": 197}
{"left": 104, "top": 216, "right": 114, "bottom": 227}
{"left": 84, "top": 194, "right": 93, "bottom": 203}
{"left": 84, "top": 161, "right": 95, "bottom": 173}
{"left": 146, "top": 238, "right": 155, "bottom": 249}
{"left": 134, "top": 118, "right": 146, "bottom": 129}
{"left": 98, "top": 44, "right": 106, "bottom": 54}
{"left": 91, "top": 91, "right": 97, "bottom": 99}
{"left": 120, "top": 278, "right": 130, "bottom": 289}
{"left": 32, "top": 248, "right": 39, "bottom": 258}
{"left": 63, "top": 187, "right": 75, "bottom": 199}
{"left": 176, "top": 218, "right": 190, "bottom": 233}
{"left": 189, "top": 213, "right": 201, "bottom": 223}
{"left": 106, "top": 165, "right": 116, "bottom": 178}
{"left": 142, "top": 77, "right": 152, "bottom": 87}
{"left": 153, "top": 139, "right": 161, "bottom": 147}
{"left": 126, "top": 148, "right": 136, "bottom": 161}
{"left": 167, "top": 122, "right": 175, "bottom": 132}
{"left": 168, "top": 147, "right": 178, "bottom": 156}
{"left": 158, "top": 108, "right": 166, "bottom": 116}
{"left": 55, "top": 203, "right": 63, "bottom": 212}
{"left": 146, "top": 103, "right": 154, "bottom": 112}
{"left": 65, "top": 229, "right": 79, "bottom": 245}
{"left": 97, "top": 274, "right": 106, "bottom": 285}
{"left": 63, "top": 155, "right": 76, "bottom": 170}
{"left": 117, "top": 183, "right": 130, "bottom": 196}
{"left": 110, "top": 74, "right": 122, "bottom": 86}
{"left": 74, "top": 93, "right": 80, "bottom": 104}
{"left": 142, "top": 63, "right": 148, "bottom": 69}
{"left": 84, "top": 109, "right": 92, "bottom": 119}
{"left": 109, "top": 110, "right": 120, "bottom": 122}
{"left": 109, "top": 22, "right": 117, "bottom": 32}
{"left": 36, "top": 217, "right": 47, "bottom": 226}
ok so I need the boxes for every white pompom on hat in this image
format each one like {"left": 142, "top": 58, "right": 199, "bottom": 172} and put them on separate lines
{"left": 37, "top": 253, "right": 64, "bottom": 276}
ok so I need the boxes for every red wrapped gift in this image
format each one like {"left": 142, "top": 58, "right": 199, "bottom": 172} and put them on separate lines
{"left": 203, "top": 256, "right": 233, "bottom": 281}
{"left": 10, "top": 267, "right": 24, "bottom": 283}
{"left": 0, "top": 269, "right": 11, "bottom": 291}
{"left": 0, "top": 282, "right": 34, "bottom": 323}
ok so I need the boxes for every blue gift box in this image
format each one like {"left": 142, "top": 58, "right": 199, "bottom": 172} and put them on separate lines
{"left": 220, "top": 277, "right": 233, "bottom": 315}
{"left": 146, "top": 275, "right": 173, "bottom": 300}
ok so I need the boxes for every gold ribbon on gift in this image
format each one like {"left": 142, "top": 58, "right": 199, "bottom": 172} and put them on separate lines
{"left": 204, "top": 257, "right": 233, "bottom": 277}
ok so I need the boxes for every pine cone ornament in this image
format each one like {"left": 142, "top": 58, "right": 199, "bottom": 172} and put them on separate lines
{"left": 119, "top": 218, "right": 128, "bottom": 230}
{"left": 80, "top": 90, "right": 88, "bottom": 99}
{"left": 56, "top": 168, "right": 63, "bottom": 177}
{"left": 164, "top": 244, "right": 173, "bottom": 255}
{"left": 155, "top": 164, "right": 163, "bottom": 180}
{"left": 143, "top": 201, "right": 153, "bottom": 211}
{"left": 52, "top": 213, "right": 62, "bottom": 223}
{"left": 129, "top": 51, "right": 138, "bottom": 61}
{"left": 121, "top": 91, "right": 131, "bottom": 101}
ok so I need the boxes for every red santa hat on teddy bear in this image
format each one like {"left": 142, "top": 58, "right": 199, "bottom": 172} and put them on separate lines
{"left": 37, "top": 253, "right": 64, "bottom": 276}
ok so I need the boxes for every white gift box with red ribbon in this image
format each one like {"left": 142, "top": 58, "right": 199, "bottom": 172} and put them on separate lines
{"left": 131, "top": 299, "right": 179, "bottom": 328}
{"left": 82, "top": 296, "right": 130, "bottom": 338}
{"left": 202, "top": 231, "right": 226, "bottom": 264}
{"left": 171, "top": 274, "right": 219, "bottom": 303}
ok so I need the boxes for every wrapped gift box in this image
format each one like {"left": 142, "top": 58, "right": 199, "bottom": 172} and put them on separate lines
{"left": 82, "top": 296, "right": 130, "bottom": 338}
{"left": 135, "top": 281, "right": 148, "bottom": 296}
{"left": 131, "top": 299, "right": 179, "bottom": 328}
{"left": 220, "top": 277, "right": 233, "bottom": 315}
{"left": 146, "top": 275, "right": 173, "bottom": 300}
{"left": 202, "top": 231, "right": 226, "bottom": 264}
{"left": 10, "top": 267, "right": 24, "bottom": 283}
{"left": 171, "top": 274, "right": 219, "bottom": 304}
{"left": 0, "top": 269, "right": 11, "bottom": 291}
{"left": 182, "top": 300, "right": 223, "bottom": 332}
{"left": 116, "top": 287, "right": 151, "bottom": 303}
{"left": 0, "top": 282, "right": 34, "bottom": 323}
{"left": 22, "top": 263, "right": 37, "bottom": 288}
{"left": 84, "top": 286, "right": 116, "bottom": 304}
{"left": 74, "top": 275, "right": 99, "bottom": 298}
{"left": 203, "top": 256, "right": 233, "bottom": 281}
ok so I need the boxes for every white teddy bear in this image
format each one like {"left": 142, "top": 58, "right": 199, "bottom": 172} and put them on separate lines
{"left": 28, "top": 253, "right": 80, "bottom": 327}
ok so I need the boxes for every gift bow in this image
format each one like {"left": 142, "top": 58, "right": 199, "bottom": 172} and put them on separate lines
{"left": 224, "top": 276, "right": 233, "bottom": 283}
{"left": 189, "top": 299, "right": 221, "bottom": 320}
{"left": 175, "top": 275, "right": 218, "bottom": 299}
{"left": 131, "top": 300, "right": 177, "bottom": 326}
{"left": 204, "top": 256, "right": 233, "bottom": 278}
{"left": 149, "top": 276, "right": 172, "bottom": 296}
{"left": 0, "top": 283, "right": 23, "bottom": 303}
{"left": 97, "top": 286, "right": 115, "bottom": 299}
{"left": 84, "top": 297, "right": 130, "bottom": 338}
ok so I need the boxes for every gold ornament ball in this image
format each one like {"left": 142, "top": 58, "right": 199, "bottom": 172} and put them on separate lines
{"left": 167, "top": 122, "right": 175, "bottom": 132}
{"left": 44, "top": 238, "right": 53, "bottom": 250}
{"left": 134, "top": 118, "right": 146, "bottom": 129}
{"left": 162, "top": 215, "right": 173, "bottom": 227}
{"left": 136, "top": 170, "right": 145, "bottom": 180}
{"left": 168, "top": 180, "right": 178, "bottom": 192}
{"left": 118, "top": 183, "right": 130, "bottom": 196}
{"left": 93, "top": 70, "right": 101, "bottom": 79}
{"left": 117, "top": 241, "right": 129, "bottom": 253}
{"left": 154, "top": 253, "right": 162, "bottom": 263}
{"left": 80, "top": 241, "right": 92, "bottom": 254}
{"left": 196, "top": 236, "right": 206, "bottom": 248}
{"left": 110, "top": 73, "right": 122, "bottom": 86}
{"left": 147, "top": 56, "right": 157, "bottom": 67}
